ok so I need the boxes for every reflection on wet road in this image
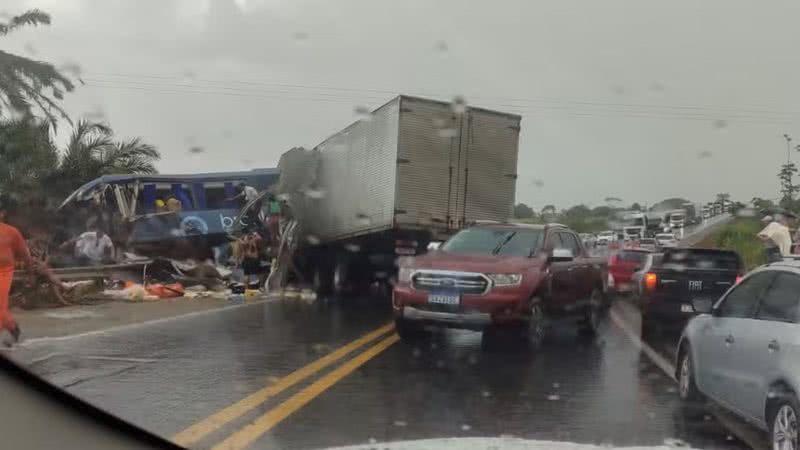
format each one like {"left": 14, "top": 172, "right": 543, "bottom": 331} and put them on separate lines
{"left": 4, "top": 292, "right": 756, "bottom": 450}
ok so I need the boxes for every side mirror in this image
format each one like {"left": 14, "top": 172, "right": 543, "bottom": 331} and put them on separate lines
{"left": 427, "top": 242, "right": 442, "bottom": 251}
{"left": 550, "top": 248, "right": 574, "bottom": 262}
{"left": 692, "top": 298, "right": 714, "bottom": 314}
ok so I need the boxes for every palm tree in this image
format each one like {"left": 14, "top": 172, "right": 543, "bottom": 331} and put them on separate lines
{"left": 0, "top": 9, "right": 75, "bottom": 126}
{"left": 57, "top": 120, "right": 161, "bottom": 191}
{"left": 0, "top": 117, "right": 59, "bottom": 203}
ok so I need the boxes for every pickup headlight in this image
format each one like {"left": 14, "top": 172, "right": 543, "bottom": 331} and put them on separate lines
{"left": 487, "top": 273, "right": 522, "bottom": 286}
{"left": 398, "top": 267, "right": 414, "bottom": 283}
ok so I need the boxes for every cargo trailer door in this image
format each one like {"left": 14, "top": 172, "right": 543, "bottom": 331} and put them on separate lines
{"left": 395, "top": 97, "right": 463, "bottom": 235}
{"left": 452, "top": 109, "right": 520, "bottom": 226}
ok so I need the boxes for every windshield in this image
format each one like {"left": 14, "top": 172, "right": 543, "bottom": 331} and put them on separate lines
{"left": 0, "top": 2, "right": 785, "bottom": 450}
{"left": 441, "top": 227, "right": 544, "bottom": 257}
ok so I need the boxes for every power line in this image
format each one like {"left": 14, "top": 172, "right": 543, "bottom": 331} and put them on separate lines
{"left": 87, "top": 71, "right": 800, "bottom": 118}
{"left": 82, "top": 80, "right": 793, "bottom": 125}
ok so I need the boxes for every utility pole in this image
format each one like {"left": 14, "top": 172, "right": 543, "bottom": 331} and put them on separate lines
{"left": 784, "top": 134, "right": 793, "bottom": 163}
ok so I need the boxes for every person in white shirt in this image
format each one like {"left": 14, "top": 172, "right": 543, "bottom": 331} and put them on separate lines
{"left": 229, "top": 182, "right": 259, "bottom": 206}
{"left": 61, "top": 219, "right": 115, "bottom": 266}
{"left": 758, "top": 214, "right": 792, "bottom": 261}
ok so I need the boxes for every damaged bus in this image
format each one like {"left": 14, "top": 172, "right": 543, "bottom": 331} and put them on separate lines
{"left": 57, "top": 169, "right": 280, "bottom": 259}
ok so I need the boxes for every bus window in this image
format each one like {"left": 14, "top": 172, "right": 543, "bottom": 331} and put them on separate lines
{"left": 171, "top": 183, "right": 193, "bottom": 210}
{"left": 205, "top": 183, "right": 228, "bottom": 210}
{"left": 141, "top": 183, "right": 157, "bottom": 213}
{"left": 192, "top": 183, "right": 208, "bottom": 210}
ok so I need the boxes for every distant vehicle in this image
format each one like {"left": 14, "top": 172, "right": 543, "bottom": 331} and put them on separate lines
{"left": 623, "top": 226, "right": 644, "bottom": 241}
{"left": 596, "top": 231, "right": 616, "bottom": 246}
{"left": 579, "top": 233, "right": 596, "bottom": 249}
{"left": 667, "top": 209, "right": 687, "bottom": 230}
{"left": 638, "top": 238, "right": 657, "bottom": 251}
{"left": 393, "top": 223, "right": 608, "bottom": 345}
{"left": 631, "top": 252, "right": 664, "bottom": 299}
{"left": 677, "top": 263, "right": 800, "bottom": 449}
{"left": 620, "top": 211, "right": 647, "bottom": 239}
{"left": 640, "top": 248, "right": 743, "bottom": 334}
{"left": 608, "top": 248, "right": 652, "bottom": 294}
{"left": 655, "top": 233, "right": 678, "bottom": 248}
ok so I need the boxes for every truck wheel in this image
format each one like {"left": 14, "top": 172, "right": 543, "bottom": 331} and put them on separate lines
{"left": 521, "top": 297, "right": 546, "bottom": 349}
{"left": 395, "top": 318, "right": 425, "bottom": 341}
{"left": 579, "top": 289, "right": 602, "bottom": 336}
{"left": 312, "top": 264, "right": 333, "bottom": 297}
{"left": 332, "top": 258, "right": 348, "bottom": 296}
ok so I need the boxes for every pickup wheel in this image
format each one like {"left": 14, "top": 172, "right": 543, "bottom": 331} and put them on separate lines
{"left": 521, "top": 297, "right": 546, "bottom": 349}
{"left": 395, "top": 318, "right": 426, "bottom": 341}
{"left": 579, "top": 289, "right": 602, "bottom": 336}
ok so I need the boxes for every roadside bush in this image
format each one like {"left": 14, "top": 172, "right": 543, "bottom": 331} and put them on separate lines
{"left": 706, "top": 219, "right": 766, "bottom": 270}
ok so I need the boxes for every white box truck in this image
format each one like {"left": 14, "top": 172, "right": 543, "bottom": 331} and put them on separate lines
{"left": 271, "top": 95, "right": 522, "bottom": 295}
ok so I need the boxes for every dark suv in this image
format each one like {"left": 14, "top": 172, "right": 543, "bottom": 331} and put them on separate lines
{"left": 392, "top": 223, "right": 608, "bottom": 346}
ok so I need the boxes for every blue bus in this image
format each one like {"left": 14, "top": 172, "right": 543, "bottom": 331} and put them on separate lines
{"left": 58, "top": 168, "right": 280, "bottom": 258}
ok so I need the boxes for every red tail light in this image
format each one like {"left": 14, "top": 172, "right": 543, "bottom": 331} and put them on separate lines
{"left": 735, "top": 275, "right": 743, "bottom": 285}
{"left": 644, "top": 272, "right": 658, "bottom": 291}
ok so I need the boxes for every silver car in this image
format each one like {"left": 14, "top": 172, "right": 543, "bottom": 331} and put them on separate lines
{"left": 676, "top": 262, "right": 800, "bottom": 450}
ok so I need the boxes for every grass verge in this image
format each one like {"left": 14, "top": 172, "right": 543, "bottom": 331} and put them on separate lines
{"left": 693, "top": 218, "right": 766, "bottom": 270}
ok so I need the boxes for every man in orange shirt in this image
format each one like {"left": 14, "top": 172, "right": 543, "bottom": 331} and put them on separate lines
{"left": 0, "top": 197, "right": 32, "bottom": 342}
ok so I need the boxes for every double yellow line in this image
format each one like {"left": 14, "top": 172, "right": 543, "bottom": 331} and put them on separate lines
{"left": 172, "top": 322, "right": 398, "bottom": 450}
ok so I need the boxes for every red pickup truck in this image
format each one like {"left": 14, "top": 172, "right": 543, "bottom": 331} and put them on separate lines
{"left": 393, "top": 223, "right": 608, "bottom": 346}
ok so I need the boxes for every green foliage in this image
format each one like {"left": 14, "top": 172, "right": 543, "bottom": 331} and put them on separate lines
{"left": 591, "top": 206, "right": 612, "bottom": 216}
{"left": 706, "top": 219, "right": 767, "bottom": 270}
{"left": 513, "top": 203, "right": 534, "bottom": 219}
{"left": 560, "top": 216, "right": 609, "bottom": 233}
{"left": 0, "top": 117, "right": 58, "bottom": 205}
{"left": 0, "top": 9, "right": 75, "bottom": 126}
{"left": 55, "top": 119, "right": 160, "bottom": 192}
{"left": 650, "top": 197, "right": 691, "bottom": 212}
{"left": 0, "top": 118, "right": 160, "bottom": 210}
{"left": 564, "top": 204, "right": 591, "bottom": 218}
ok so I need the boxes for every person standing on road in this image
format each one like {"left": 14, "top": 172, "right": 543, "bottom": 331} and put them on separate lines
{"left": 758, "top": 214, "right": 792, "bottom": 261}
{"left": 0, "top": 197, "right": 33, "bottom": 342}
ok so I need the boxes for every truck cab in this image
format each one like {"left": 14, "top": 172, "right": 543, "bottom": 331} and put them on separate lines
{"left": 392, "top": 223, "right": 608, "bottom": 344}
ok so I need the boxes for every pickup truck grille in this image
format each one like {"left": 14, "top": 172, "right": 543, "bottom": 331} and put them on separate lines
{"left": 411, "top": 271, "right": 490, "bottom": 295}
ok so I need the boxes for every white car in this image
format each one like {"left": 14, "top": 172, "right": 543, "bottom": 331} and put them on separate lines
{"left": 678, "top": 262, "right": 800, "bottom": 450}
{"left": 596, "top": 231, "right": 615, "bottom": 246}
{"left": 655, "top": 233, "right": 678, "bottom": 248}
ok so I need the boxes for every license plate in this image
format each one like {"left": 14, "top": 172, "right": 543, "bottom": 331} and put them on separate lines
{"left": 680, "top": 304, "right": 694, "bottom": 313}
{"left": 428, "top": 293, "right": 460, "bottom": 305}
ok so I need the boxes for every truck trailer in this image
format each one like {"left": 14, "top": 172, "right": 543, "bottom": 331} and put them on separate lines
{"left": 268, "top": 95, "right": 522, "bottom": 296}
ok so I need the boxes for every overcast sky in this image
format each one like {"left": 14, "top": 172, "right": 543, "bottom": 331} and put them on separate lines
{"left": 5, "top": 0, "right": 800, "bottom": 209}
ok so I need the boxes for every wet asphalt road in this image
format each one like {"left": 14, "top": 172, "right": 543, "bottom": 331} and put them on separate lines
{"left": 3, "top": 214, "right": 758, "bottom": 450}
{"left": 5, "top": 295, "right": 755, "bottom": 450}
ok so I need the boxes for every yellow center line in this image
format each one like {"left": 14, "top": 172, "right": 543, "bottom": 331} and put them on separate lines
{"left": 211, "top": 333, "right": 400, "bottom": 450}
{"left": 171, "top": 322, "right": 394, "bottom": 447}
